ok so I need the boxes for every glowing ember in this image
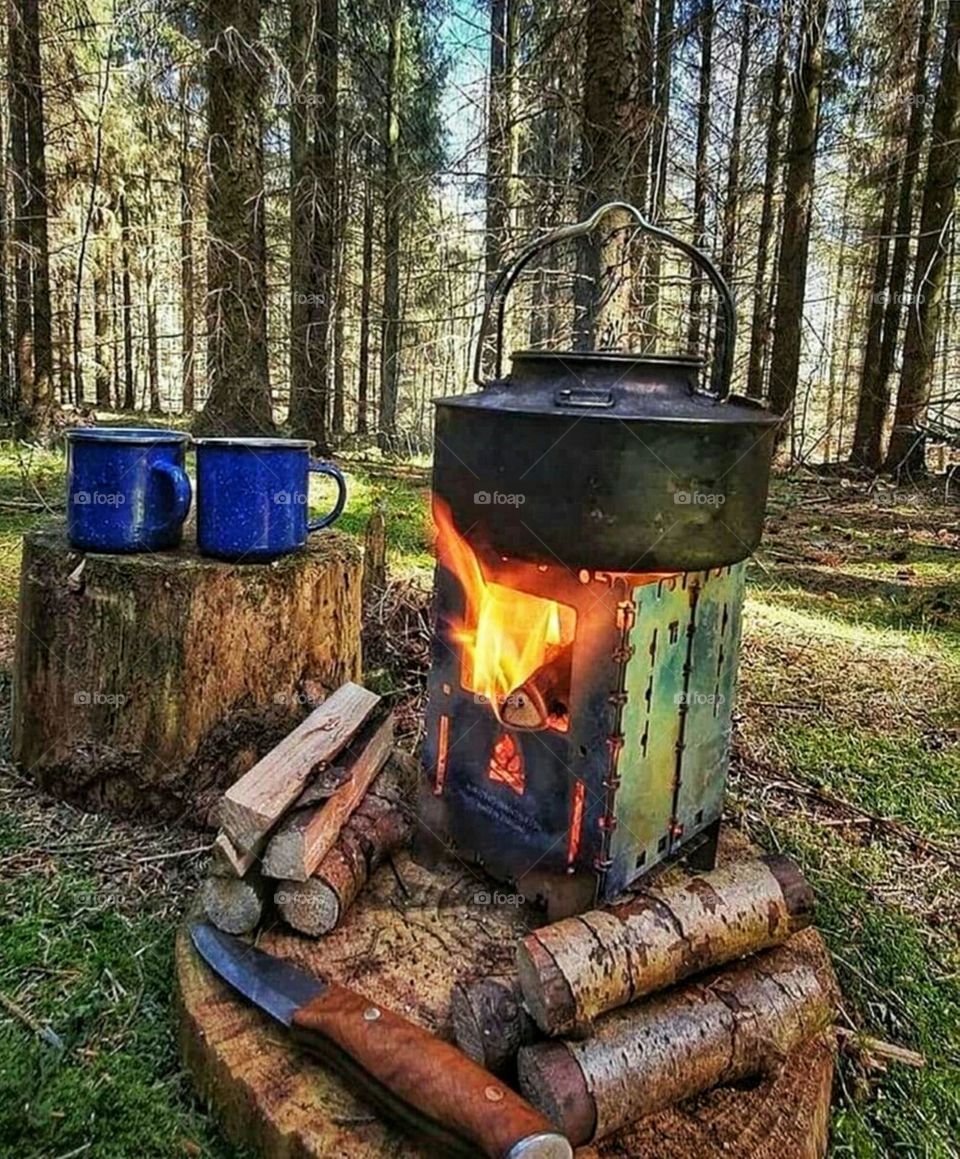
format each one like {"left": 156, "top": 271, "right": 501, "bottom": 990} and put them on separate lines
{"left": 432, "top": 497, "right": 575, "bottom": 725}
{"left": 567, "top": 779, "right": 586, "bottom": 864}
{"left": 488, "top": 731, "right": 525, "bottom": 794}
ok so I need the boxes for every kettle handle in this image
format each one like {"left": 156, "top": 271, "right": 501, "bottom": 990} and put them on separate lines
{"left": 473, "top": 200, "right": 735, "bottom": 400}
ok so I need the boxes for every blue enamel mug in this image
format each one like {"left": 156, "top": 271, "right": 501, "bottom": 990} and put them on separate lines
{"left": 194, "top": 438, "right": 347, "bottom": 561}
{"left": 66, "top": 427, "right": 192, "bottom": 552}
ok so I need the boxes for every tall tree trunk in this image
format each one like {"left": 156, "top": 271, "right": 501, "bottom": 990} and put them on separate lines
{"left": 8, "top": 0, "right": 33, "bottom": 413}
{"left": 21, "top": 0, "right": 53, "bottom": 425}
{"left": 119, "top": 190, "right": 136, "bottom": 410}
{"left": 379, "top": 0, "right": 402, "bottom": 451}
{"left": 0, "top": 60, "right": 10, "bottom": 418}
{"left": 646, "top": 0, "right": 675, "bottom": 337}
{"left": 201, "top": 0, "right": 273, "bottom": 433}
{"left": 575, "top": 0, "right": 646, "bottom": 347}
{"left": 687, "top": 0, "right": 714, "bottom": 353}
{"left": 56, "top": 274, "right": 72, "bottom": 404}
{"left": 485, "top": 0, "right": 520, "bottom": 283}
{"left": 144, "top": 145, "right": 161, "bottom": 414}
{"left": 93, "top": 210, "right": 112, "bottom": 408}
{"left": 746, "top": 2, "right": 789, "bottom": 400}
{"left": 712, "top": 0, "right": 750, "bottom": 388}
{"left": 180, "top": 79, "right": 196, "bottom": 413}
{"left": 850, "top": 155, "right": 900, "bottom": 469}
{"left": 823, "top": 166, "right": 854, "bottom": 462}
{"left": 357, "top": 169, "right": 373, "bottom": 437}
{"left": 885, "top": 0, "right": 960, "bottom": 473}
{"left": 331, "top": 146, "right": 349, "bottom": 438}
{"left": 289, "top": 0, "right": 338, "bottom": 452}
{"left": 111, "top": 268, "right": 122, "bottom": 407}
{"left": 872, "top": 0, "right": 935, "bottom": 463}
{"left": 767, "top": 0, "right": 828, "bottom": 452}
{"left": 289, "top": 0, "right": 313, "bottom": 434}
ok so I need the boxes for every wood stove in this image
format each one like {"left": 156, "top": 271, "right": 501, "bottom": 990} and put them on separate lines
{"left": 418, "top": 203, "right": 776, "bottom": 918}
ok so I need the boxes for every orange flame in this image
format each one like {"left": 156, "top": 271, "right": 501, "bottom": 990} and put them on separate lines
{"left": 432, "top": 497, "right": 575, "bottom": 724}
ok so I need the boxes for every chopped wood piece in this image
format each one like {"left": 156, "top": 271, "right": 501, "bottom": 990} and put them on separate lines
{"left": 517, "top": 855, "right": 815, "bottom": 1036}
{"left": 261, "top": 715, "right": 395, "bottom": 881}
{"left": 450, "top": 975, "right": 539, "bottom": 1074}
{"left": 220, "top": 683, "right": 379, "bottom": 854}
{"left": 276, "top": 758, "right": 411, "bottom": 934}
{"left": 517, "top": 942, "right": 837, "bottom": 1145}
{"left": 210, "top": 831, "right": 259, "bottom": 878}
{"left": 201, "top": 867, "right": 268, "bottom": 935}
{"left": 292, "top": 766, "right": 350, "bottom": 809}
{"left": 501, "top": 646, "right": 573, "bottom": 731}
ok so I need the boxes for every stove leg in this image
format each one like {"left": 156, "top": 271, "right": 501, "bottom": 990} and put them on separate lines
{"left": 683, "top": 817, "right": 721, "bottom": 872}
{"left": 412, "top": 787, "right": 451, "bottom": 870}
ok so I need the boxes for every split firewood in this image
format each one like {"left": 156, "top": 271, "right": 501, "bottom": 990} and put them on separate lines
{"left": 261, "top": 715, "right": 395, "bottom": 882}
{"left": 517, "top": 942, "right": 836, "bottom": 1145}
{"left": 275, "top": 759, "right": 411, "bottom": 935}
{"left": 209, "top": 831, "right": 259, "bottom": 878}
{"left": 500, "top": 645, "right": 573, "bottom": 731}
{"left": 450, "top": 975, "right": 539, "bottom": 1074}
{"left": 517, "top": 854, "right": 815, "bottom": 1036}
{"left": 220, "top": 683, "right": 379, "bottom": 854}
{"left": 201, "top": 865, "right": 268, "bottom": 935}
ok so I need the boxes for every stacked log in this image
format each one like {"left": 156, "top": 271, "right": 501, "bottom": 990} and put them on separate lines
{"left": 200, "top": 681, "right": 410, "bottom": 939}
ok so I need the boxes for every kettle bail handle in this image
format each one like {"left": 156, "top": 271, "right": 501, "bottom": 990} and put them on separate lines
{"left": 474, "top": 200, "right": 735, "bottom": 400}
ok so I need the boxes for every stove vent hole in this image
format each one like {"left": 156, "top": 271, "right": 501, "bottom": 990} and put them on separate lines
{"left": 657, "top": 835, "right": 668, "bottom": 853}
{"left": 635, "top": 850, "right": 647, "bottom": 869}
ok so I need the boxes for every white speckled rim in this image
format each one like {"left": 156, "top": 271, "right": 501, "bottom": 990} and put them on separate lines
{"left": 192, "top": 437, "right": 315, "bottom": 450}
{"left": 66, "top": 427, "right": 190, "bottom": 444}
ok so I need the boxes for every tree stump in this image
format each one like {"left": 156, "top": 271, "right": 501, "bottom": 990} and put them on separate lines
{"left": 12, "top": 525, "right": 362, "bottom": 819}
{"left": 175, "top": 831, "right": 837, "bottom": 1159}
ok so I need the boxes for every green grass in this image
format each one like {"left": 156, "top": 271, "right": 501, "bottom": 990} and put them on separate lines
{"left": 0, "top": 450, "right": 957, "bottom": 1155}
{"left": 0, "top": 818, "right": 245, "bottom": 1159}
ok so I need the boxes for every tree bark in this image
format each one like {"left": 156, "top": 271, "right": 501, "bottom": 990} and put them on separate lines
{"left": 357, "top": 169, "right": 374, "bottom": 436}
{"left": 687, "top": 0, "right": 714, "bottom": 353}
{"left": 119, "top": 191, "right": 136, "bottom": 410}
{"left": 180, "top": 77, "right": 197, "bottom": 414}
{"left": 516, "top": 855, "right": 814, "bottom": 1036}
{"left": 7, "top": 0, "right": 32, "bottom": 415}
{"left": 575, "top": 0, "right": 648, "bottom": 348}
{"left": 884, "top": 0, "right": 956, "bottom": 474}
{"left": 379, "top": 0, "right": 402, "bottom": 451}
{"left": 20, "top": 0, "right": 54, "bottom": 426}
{"left": 0, "top": 62, "right": 11, "bottom": 418}
{"left": 767, "top": 0, "right": 828, "bottom": 451}
{"left": 200, "top": 0, "right": 274, "bottom": 434}
{"left": 93, "top": 209, "right": 112, "bottom": 408}
{"left": 517, "top": 942, "right": 836, "bottom": 1146}
{"left": 850, "top": 155, "right": 900, "bottom": 469}
{"left": 746, "top": 2, "right": 789, "bottom": 399}
{"left": 645, "top": 0, "right": 675, "bottom": 336}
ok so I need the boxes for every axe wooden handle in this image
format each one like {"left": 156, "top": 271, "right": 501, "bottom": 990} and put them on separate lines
{"left": 290, "top": 980, "right": 571, "bottom": 1159}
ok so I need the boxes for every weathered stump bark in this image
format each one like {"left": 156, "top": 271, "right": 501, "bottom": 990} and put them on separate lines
{"left": 13, "top": 525, "right": 362, "bottom": 819}
{"left": 175, "top": 833, "right": 837, "bottom": 1159}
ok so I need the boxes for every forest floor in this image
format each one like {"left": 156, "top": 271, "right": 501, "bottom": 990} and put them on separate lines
{"left": 0, "top": 438, "right": 957, "bottom": 1158}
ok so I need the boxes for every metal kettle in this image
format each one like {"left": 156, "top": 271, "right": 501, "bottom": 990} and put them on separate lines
{"left": 432, "top": 202, "right": 781, "bottom": 572}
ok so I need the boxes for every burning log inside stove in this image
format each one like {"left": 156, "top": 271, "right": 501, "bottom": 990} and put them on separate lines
{"left": 498, "top": 644, "right": 573, "bottom": 732}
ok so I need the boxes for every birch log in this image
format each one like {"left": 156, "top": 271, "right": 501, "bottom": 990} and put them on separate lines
{"left": 517, "top": 855, "right": 814, "bottom": 1035}
{"left": 450, "top": 976, "right": 539, "bottom": 1074}
{"left": 275, "top": 760, "right": 411, "bottom": 934}
{"left": 517, "top": 942, "right": 836, "bottom": 1145}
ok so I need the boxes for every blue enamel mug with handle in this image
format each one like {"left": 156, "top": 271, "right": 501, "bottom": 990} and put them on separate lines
{"left": 66, "top": 427, "right": 192, "bottom": 552}
{"left": 194, "top": 437, "right": 346, "bottom": 561}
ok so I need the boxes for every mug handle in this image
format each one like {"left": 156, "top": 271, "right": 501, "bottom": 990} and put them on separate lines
{"left": 150, "top": 461, "right": 192, "bottom": 526}
{"left": 307, "top": 461, "right": 347, "bottom": 532}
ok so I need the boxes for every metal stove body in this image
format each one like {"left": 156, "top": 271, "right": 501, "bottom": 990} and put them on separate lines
{"left": 419, "top": 555, "right": 745, "bottom": 917}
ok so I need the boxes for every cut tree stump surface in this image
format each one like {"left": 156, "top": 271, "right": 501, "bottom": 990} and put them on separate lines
{"left": 176, "top": 830, "right": 837, "bottom": 1158}
{"left": 13, "top": 524, "right": 362, "bottom": 818}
